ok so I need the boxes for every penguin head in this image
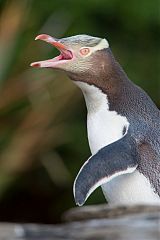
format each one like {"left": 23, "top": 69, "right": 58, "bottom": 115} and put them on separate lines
{"left": 31, "top": 34, "right": 110, "bottom": 83}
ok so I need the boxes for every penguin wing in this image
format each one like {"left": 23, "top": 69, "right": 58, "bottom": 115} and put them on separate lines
{"left": 73, "top": 133, "right": 139, "bottom": 206}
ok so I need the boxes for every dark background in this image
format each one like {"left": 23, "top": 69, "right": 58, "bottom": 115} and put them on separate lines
{"left": 0, "top": 0, "right": 159, "bottom": 223}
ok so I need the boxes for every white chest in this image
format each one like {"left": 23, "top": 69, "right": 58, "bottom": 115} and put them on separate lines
{"left": 87, "top": 109, "right": 128, "bottom": 154}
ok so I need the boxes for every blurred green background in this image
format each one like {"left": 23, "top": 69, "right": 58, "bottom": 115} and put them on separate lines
{"left": 0, "top": 0, "right": 159, "bottom": 223}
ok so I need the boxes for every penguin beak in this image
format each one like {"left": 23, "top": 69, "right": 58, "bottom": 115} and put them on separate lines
{"left": 30, "top": 34, "right": 73, "bottom": 68}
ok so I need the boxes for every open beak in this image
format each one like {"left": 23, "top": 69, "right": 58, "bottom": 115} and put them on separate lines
{"left": 30, "top": 34, "right": 73, "bottom": 68}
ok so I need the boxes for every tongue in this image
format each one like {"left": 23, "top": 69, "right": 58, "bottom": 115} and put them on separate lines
{"left": 61, "top": 50, "right": 73, "bottom": 60}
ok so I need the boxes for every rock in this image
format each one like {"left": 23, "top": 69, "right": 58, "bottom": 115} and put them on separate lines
{"left": 0, "top": 205, "right": 160, "bottom": 240}
{"left": 63, "top": 204, "right": 160, "bottom": 221}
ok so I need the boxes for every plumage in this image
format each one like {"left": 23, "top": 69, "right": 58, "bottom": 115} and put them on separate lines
{"left": 31, "top": 34, "right": 160, "bottom": 206}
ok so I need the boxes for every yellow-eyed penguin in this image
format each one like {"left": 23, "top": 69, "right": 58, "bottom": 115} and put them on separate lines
{"left": 31, "top": 34, "right": 160, "bottom": 206}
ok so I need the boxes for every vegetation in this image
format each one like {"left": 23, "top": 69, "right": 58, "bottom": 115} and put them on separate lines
{"left": 0, "top": 0, "right": 159, "bottom": 223}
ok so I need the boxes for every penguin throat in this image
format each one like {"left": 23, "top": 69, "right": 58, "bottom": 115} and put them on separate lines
{"left": 75, "top": 81, "right": 109, "bottom": 112}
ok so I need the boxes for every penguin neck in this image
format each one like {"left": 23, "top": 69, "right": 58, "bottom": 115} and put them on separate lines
{"left": 97, "top": 50, "right": 130, "bottom": 100}
{"left": 70, "top": 49, "right": 131, "bottom": 109}
{"left": 75, "top": 81, "right": 109, "bottom": 113}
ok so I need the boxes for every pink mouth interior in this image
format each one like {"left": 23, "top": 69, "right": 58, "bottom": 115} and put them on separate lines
{"left": 30, "top": 34, "right": 73, "bottom": 68}
{"left": 59, "top": 50, "right": 73, "bottom": 60}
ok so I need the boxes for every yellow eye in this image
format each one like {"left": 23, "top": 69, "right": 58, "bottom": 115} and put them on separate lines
{"left": 80, "top": 48, "right": 90, "bottom": 56}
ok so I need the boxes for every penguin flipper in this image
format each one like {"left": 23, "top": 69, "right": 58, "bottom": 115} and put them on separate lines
{"left": 73, "top": 133, "right": 139, "bottom": 206}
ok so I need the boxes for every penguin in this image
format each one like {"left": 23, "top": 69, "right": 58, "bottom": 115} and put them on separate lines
{"left": 31, "top": 34, "right": 160, "bottom": 206}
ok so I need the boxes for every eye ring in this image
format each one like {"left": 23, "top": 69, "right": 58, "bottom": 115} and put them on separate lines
{"left": 80, "top": 48, "right": 90, "bottom": 56}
